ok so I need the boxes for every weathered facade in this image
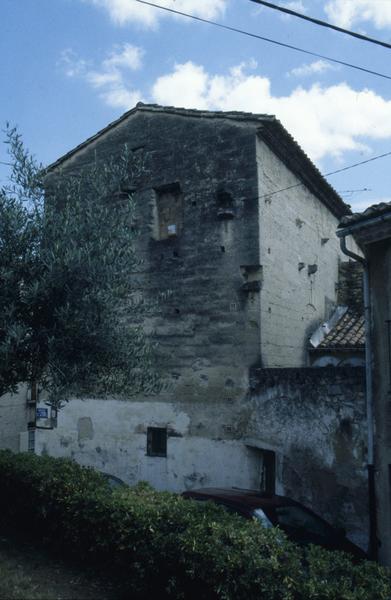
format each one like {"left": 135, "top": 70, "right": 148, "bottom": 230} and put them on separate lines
{"left": 249, "top": 367, "right": 368, "bottom": 549}
{"left": 339, "top": 202, "right": 391, "bottom": 564}
{"left": 36, "top": 367, "right": 368, "bottom": 548}
{"left": 32, "top": 103, "right": 367, "bottom": 547}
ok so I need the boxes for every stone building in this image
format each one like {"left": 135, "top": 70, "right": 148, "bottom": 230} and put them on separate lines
{"left": 338, "top": 202, "right": 391, "bottom": 563}
{"left": 32, "top": 103, "right": 368, "bottom": 547}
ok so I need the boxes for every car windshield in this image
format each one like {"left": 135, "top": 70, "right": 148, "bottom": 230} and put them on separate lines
{"left": 274, "top": 505, "right": 332, "bottom": 538}
{"left": 253, "top": 508, "right": 273, "bottom": 528}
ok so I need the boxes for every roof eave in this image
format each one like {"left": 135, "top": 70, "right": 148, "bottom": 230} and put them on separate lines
{"left": 337, "top": 210, "right": 391, "bottom": 240}
{"left": 257, "top": 121, "right": 350, "bottom": 220}
{"left": 309, "top": 346, "right": 365, "bottom": 352}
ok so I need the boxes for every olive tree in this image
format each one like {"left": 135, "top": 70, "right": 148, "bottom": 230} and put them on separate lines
{"left": 0, "top": 125, "right": 159, "bottom": 407}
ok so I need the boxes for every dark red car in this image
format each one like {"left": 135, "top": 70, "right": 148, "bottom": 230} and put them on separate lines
{"left": 182, "top": 487, "right": 367, "bottom": 560}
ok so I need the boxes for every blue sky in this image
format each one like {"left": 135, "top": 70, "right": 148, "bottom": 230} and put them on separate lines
{"left": 1, "top": 0, "right": 391, "bottom": 212}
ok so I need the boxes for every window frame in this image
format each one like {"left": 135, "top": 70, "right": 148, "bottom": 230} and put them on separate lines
{"left": 146, "top": 426, "right": 168, "bottom": 457}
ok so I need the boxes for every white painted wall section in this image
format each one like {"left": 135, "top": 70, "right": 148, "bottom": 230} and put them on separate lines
{"left": 35, "top": 398, "right": 263, "bottom": 492}
{"left": 256, "top": 138, "right": 360, "bottom": 367}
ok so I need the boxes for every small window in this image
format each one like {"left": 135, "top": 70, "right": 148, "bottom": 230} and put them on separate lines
{"left": 147, "top": 427, "right": 167, "bottom": 457}
{"left": 216, "top": 187, "right": 235, "bottom": 220}
{"left": 28, "top": 429, "right": 35, "bottom": 453}
{"left": 152, "top": 184, "right": 183, "bottom": 240}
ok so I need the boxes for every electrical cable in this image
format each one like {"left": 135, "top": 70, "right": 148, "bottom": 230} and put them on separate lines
{"left": 135, "top": 0, "right": 391, "bottom": 81}
{"left": 257, "top": 150, "right": 391, "bottom": 200}
{"left": 325, "top": 151, "right": 391, "bottom": 177}
{"left": 2, "top": 147, "right": 389, "bottom": 202}
{"left": 338, "top": 188, "right": 370, "bottom": 195}
{"left": 250, "top": 0, "right": 391, "bottom": 51}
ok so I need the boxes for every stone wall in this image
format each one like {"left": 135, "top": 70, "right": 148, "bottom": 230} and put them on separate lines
{"left": 36, "top": 366, "right": 368, "bottom": 549}
{"left": 249, "top": 367, "right": 368, "bottom": 549}
{"left": 46, "top": 108, "right": 354, "bottom": 391}
{"left": 47, "top": 110, "right": 261, "bottom": 402}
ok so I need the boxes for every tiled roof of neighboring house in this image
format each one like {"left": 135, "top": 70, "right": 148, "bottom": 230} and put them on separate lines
{"left": 316, "top": 310, "right": 365, "bottom": 350}
{"left": 339, "top": 201, "right": 391, "bottom": 228}
{"left": 46, "top": 103, "right": 350, "bottom": 219}
{"left": 338, "top": 201, "right": 391, "bottom": 244}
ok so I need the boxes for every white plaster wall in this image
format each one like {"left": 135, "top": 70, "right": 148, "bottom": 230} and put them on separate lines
{"left": 256, "top": 139, "right": 360, "bottom": 367}
{"left": 35, "top": 398, "right": 262, "bottom": 492}
{"left": 34, "top": 372, "right": 368, "bottom": 548}
{"left": 0, "top": 387, "right": 29, "bottom": 452}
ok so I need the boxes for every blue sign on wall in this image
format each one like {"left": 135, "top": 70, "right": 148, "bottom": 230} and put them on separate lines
{"left": 36, "top": 407, "right": 48, "bottom": 419}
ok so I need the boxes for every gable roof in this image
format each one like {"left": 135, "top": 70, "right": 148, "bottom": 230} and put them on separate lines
{"left": 46, "top": 102, "right": 350, "bottom": 219}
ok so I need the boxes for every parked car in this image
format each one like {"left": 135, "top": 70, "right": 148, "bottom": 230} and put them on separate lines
{"left": 182, "top": 487, "right": 367, "bottom": 560}
{"left": 99, "top": 472, "right": 128, "bottom": 490}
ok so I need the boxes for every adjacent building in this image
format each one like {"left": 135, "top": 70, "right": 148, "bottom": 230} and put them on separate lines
{"left": 338, "top": 201, "right": 391, "bottom": 564}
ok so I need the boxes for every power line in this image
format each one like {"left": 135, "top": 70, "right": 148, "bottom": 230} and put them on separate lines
{"left": 257, "top": 150, "right": 391, "bottom": 200}
{"left": 325, "top": 151, "right": 391, "bottom": 177}
{"left": 338, "top": 188, "right": 371, "bottom": 195}
{"left": 135, "top": 0, "right": 391, "bottom": 81}
{"left": 250, "top": 0, "right": 391, "bottom": 51}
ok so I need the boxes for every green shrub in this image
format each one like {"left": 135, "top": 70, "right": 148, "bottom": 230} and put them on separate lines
{"left": 302, "top": 544, "right": 391, "bottom": 600}
{"left": 0, "top": 450, "right": 389, "bottom": 599}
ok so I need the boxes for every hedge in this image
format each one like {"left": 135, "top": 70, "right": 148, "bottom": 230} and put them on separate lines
{"left": 0, "top": 450, "right": 389, "bottom": 600}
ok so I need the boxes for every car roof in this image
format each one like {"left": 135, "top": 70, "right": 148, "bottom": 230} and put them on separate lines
{"left": 183, "top": 487, "right": 299, "bottom": 510}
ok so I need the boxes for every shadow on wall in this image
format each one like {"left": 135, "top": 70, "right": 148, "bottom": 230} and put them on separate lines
{"left": 282, "top": 445, "right": 368, "bottom": 549}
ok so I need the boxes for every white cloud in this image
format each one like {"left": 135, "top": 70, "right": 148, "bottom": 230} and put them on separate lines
{"left": 289, "top": 60, "right": 337, "bottom": 77}
{"left": 102, "top": 44, "right": 143, "bottom": 71}
{"left": 60, "top": 50, "right": 391, "bottom": 164}
{"left": 101, "top": 86, "right": 141, "bottom": 109}
{"left": 281, "top": 0, "right": 306, "bottom": 11}
{"left": 59, "top": 49, "right": 90, "bottom": 77}
{"left": 85, "top": 0, "right": 227, "bottom": 28}
{"left": 151, "top": 60, "right": 391, "bottom": 161}
{"left": 324, "top": 0, "right": 391, "bottom": 29}
{"left": 60, "top": 44, "right": 143, "bottom": 109}
{"left": 153, "top": 62, "right": 210, "bottom": 109}
{"left": 279, "top": 1, "right": 307, "bottom": 19}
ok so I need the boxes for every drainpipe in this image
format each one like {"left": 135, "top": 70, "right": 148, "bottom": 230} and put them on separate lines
{"left": 337, "top": 232, "right": 377, "bottom": 560}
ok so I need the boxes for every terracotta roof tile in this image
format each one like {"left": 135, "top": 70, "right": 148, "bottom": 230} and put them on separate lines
{"left": 317, "top": 310, "right": 364, "bottom": 350}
